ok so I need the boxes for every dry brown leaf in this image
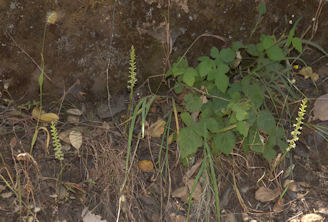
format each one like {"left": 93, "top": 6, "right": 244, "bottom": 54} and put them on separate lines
{"left": 67, "top": 115, "right": 80, "bottom": 123}
{"left": 273, "top": 198, "right": 284, "bottom": 213}
{"left": 225, "top": 213, "right": 237, "bottom": 222}
{"left": 298, "top": 66, "right": 319, "bottom": 81}
{"left": 138, "top": 160, "right": 154, "bottom": 172}
{"left": 301, "top": 213, "right": 323, "bottom": 222}
{"left": 0, "top": 185, "right": 6, "bottom": 193}
{"left": 147, "top": 119, "right": 166, "bottom": 138}
{"left": 59, "top": 130, "right": 71, "bottom": 144}
{"left": 172, "top": 186, "right": 189, "bottom": 202}
{"left": 66, "top": 108, "right": 83, "bottom": 116}
{"left": 69, "top": 130, "right": 82, "bottom": 150}
{"left": 255, "top": 186, "right": 280, "bottom": 202}
{"left": 32, "top": 107, "right": 59, "bottom": 122}
{"left": 313, "top": 94, "right": 328, "bottom": 121}
{"left": 169, "top": 213, "right": 187, "bottom": 222}
{"left": 82, "top": 207, "right": 107, "bottom": 222}
{"left": 1, "top": 191, "right": 13, "bottom": 199}
{"left": 183, "top": 158, "right": 203, "bottom": 182}
{"left": 185, "top": 179, "right": 202, "bottom": 201}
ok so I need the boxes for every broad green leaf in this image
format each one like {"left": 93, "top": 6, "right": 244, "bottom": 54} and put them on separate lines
{"left": 266, "top": 45, "right": 285, "bottom": 61}
{"left": 213, "top": 131, "right": 236, "bottom": 154}
{"left": 262, "top": 146, "right": 276, "bottom": 162}
{"left": 257, "top": 110, "right": 276, "bottom": 134}
{"left": 259, "top": 2, "right": 266, "bottom": 16}
{"left": 173, "top": 81, "right": 184, "bottom": 94}
{"left": 247, "top": 44, "right": 260, "bottom": 56}
{"left": 236, "top": 121, "right": 250, "bottom": 137}
{"left": 210, "top": 47, "right": 220, "bottom": 59}
{"left": 215, "top": 72, "right": 229, "bottom": 93}
{"left": 167, "top": 58, "right": 188, "bottom": 77}
{"left": 220, "top": 48, "right": 236, "bottom": 64}
{"left": 217, "top": 63, "right": 230, "bottom": 74}
{"left": 198, "top": 59, "right": 214, "bottom": 77}
{"left": 247, "top": 129, "right": 264, "bottom": 153}
{"left": 232, "top": 41, "right": 244, "bottom": 51}
{"left": 230, "top": 103, "right": 249, "bottom": 121}
{"left": 178, "top": 127, "right": 202, "bottom": 159}
{"left": 184, "top": 93, "right": 203, "bottom": 112}
{"left": 242, "top": 83, "right": 264, "bottom": 108}
{"left": 182, "top": 67, "right": 198, "bottom": 86}
{"left": 203, "top": 117, "right": 224, "bottom": 133}
{"left": 292, "top": 37, "right": 302, "bottom": 53}
{"left": 180, "top": 112, "right": 193, "bottom": 126}
{"left": 262, "top": 36, "right": 274, "bottom": 50}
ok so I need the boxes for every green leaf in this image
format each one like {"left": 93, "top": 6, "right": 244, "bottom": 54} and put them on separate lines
{"left": 230, "top": 103, "right": 249, "bottom": 121}
{"left": 262, "top": 146, "right": 276, "bottom": 162}
{"left": 247, "top": 129, "right": 264, "bottom": 153}
{"left": 182, "top": 67, "right": 198, "bottom": 86}
{"left": 247, "top": 44, "right": 260, "bottom": 56}
{"left": 258, "top": 2, "right": 267, "bottom": 16}
{"left": 178, "top": 127, "right": 202, "bottom": 159}
{"left": 232, "top": 41, "right": 244, "bottom": 51}
{"left": 167, "top": 58, "right": 188, "bottom": 77}
{"left": 213, "top": 131, "right": 236, "bottom": 154}
{"left": 180, "top": 112, "right": 193, "bottom": 126}
{"left": 236, "top": 121, "right": 250, "bottom": 137}
{"left": 184, "top": 93, "right": 203, "bottom": 112}
{"left": 220, "top": 48, "right": 236, "bottom": 64}
{"left": 173, "top": 81, "right": 184, "bottom": 94}
{"left": 266, "top": 45, "right": 285, "bottom": 61}
{"left": 203, "top": 117, "right": 224, "bottom": 133}
{"left": 198, "top": 59, "right": 214, "bottom": 78}
{"left": 210, "top": 47, "right": 220, "bottom": 59}
{"left": 292, "top": 37, "right": 302, "bottom": 53}
{"left": 257, "top": 110, "right": 276, "bottom": 134}
{"left": 262, "top": 36, "right": 274, "bottom": 50}
{"left": 242, "top": 82, "right": 264, "bottom": 108}
{"left": 217, "top": 63, "right": 230, "bottom": 74}
{"left": 215, "top": 72, "right": 229, "bottom": 93}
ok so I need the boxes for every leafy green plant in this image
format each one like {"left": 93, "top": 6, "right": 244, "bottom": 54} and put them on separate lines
{"left": 167, "top": 30, "right": 308, "bottom": 164}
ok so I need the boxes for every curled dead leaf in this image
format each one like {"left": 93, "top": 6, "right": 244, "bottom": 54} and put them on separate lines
{"left": 255, "top": 186, "right": 280, "bottom": 202}
{"left": 138, "top": 160, "right": 154, "bottom": 172}
{"left": 313, "top": 94, "right": 328, "bottom": 121}
{"left": 69, "top": 130, "right": 82, "bottom": 150}
{"left": 301, "top": 213, "right": 323, "bottom": 222}
{"left": 146, "top": 119, "right": 166, "bottom": 138}
{"left": 66, "top": 108, "right": 83, "bottom": 116}
{"left": 298, "top": 66, "right": 319, "bottom": 81}
{"left": 32, "top": 107, "right": 59, "bottom": 122}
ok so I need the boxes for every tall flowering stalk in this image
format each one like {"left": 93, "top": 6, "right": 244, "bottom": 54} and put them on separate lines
{"left": 271, "top": 98, "right": 308, "bottom": 172}
{"left": 126, "top": 45, "right": 137, "bottom": 123}
{"left": 286, "top": 98, "right": 308, "bottom": 151}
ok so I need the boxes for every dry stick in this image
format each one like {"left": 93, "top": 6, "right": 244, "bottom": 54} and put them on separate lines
{"left": 178, "top": 33, "right": 228, "bottom": 63}
{"left": 6, "top": 32, "right": 52, "bottom": 82}
{"left": 106, "top": 0, "right": 117, "bottom": 118}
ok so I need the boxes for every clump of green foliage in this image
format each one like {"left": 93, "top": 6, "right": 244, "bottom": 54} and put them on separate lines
{"left": 167, "top": 26, "right": 306, "bottom": 165}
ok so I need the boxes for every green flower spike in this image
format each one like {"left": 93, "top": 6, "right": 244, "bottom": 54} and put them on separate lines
{"left": 50, "top": 121, "right": 64, "bottom": 161}
{"left": 287, "top": 98, "right": 308, "bottom": 151}
{"left": 127, "top": 45, "right": 137, "bottom": 91}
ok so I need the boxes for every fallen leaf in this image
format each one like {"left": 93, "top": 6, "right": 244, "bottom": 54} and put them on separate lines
{"left": 273, "top": 198, "right": 284, "bottom": 213}
{"left": 1, "top": 191, "right": 13, "bottom": 199}
{"left": 172, "top": 186, "right": 189, "bottom": 202}
{"left": 69, "top": 130, "right": 83, "bottom": 150}
{"left": 82, "top": 207, "right": 107, "bottom": 222}
{"left": 59, "top": 130, "right": 71, "bottom": 144}
{"left": 298, "top": 66, "right": 319, "bottom": 81}
{"left": 0, "top": 185, "right": 6, "bottom": 192}
{"left": 138, "top": 160, "right": 154, "bottom": 172}
{"left": 147, "top": 119, "right": 166, "bottom": 138}
{"left": 225, "top": 213, "right": 237, "bottom": 222}
{"left": 255, "top": 186, "right": 280, "bottom": 202}
{"left": 32, "top": 107, "right": 59, "bottom": 122}
{"left": 313, "top": 94, "right": 328, "bottom": 121}
{"left": 301, "top": 213, "right": 323, "bottom": 222}
{"left": 66, "top": 108, "right": 83, "bottom": 116}
{"left": 185, "top": 179, "right": 202, "bottom": 201}
{"left": 169, "top": 213, "right": 187, "bottom": 222}
{"left": 67, "top": 115, "right": 80, "bottom": 123}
